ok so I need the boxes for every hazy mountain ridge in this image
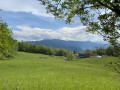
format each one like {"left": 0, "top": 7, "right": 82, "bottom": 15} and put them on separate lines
{"left": 26, "top": 39, "right": 107, "bottom": 52}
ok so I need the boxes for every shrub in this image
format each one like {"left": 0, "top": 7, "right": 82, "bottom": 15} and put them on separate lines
{"left": 0, "top": 21, "right": 18, "bottom": 60}
{"left": 66, "top": 52, "right": 75, "bottom": 61}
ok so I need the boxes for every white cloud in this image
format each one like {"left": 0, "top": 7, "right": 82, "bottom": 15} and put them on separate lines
{"left": 0, "top": 0, "right": 53, "bottom": 17}
{"left": 13, "top": 25, "right": 104, "bottom": 42}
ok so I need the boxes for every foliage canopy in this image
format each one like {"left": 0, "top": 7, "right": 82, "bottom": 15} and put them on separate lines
{"left": 0, "top": 20, "right": 18, "bottom": 59}
{"left": 39, "top": 0, "right": 120, "bottom": 55}
{"left": 39, "top": 0, "right": 120, "bottom": 53}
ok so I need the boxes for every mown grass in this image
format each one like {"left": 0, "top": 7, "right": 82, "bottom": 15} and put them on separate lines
{"left": 0, "top": 52, "right": 120, "bottom": 90}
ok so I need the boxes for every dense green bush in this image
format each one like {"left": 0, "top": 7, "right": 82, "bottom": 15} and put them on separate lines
{"left": 0, "top": 21, "right": 18, "bottom": 59}
{"left": 66, "top": 52, "right": 75, "bottom": 61}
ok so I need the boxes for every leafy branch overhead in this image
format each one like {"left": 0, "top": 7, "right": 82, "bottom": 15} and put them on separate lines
{"left": 39, "top": 0, "right": 120, "bottom": 23}
{"left": 39, "top": 0, "right": 120, "bottom": 55}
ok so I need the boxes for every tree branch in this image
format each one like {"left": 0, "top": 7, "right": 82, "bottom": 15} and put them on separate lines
{"left": 98, "top": 1, "right": 120, "bottom": 16}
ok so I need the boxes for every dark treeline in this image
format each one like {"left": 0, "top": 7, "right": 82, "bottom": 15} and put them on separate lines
{"left": 85, "top": 46, "right": 119, "bottom": 56}
{"left": 18, "top": 42, "right": 72, "bottom": 57}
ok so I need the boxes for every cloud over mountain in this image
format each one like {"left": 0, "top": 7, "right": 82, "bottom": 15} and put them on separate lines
{"left": 13, "top": 25, "right": 103, "bottom": 42}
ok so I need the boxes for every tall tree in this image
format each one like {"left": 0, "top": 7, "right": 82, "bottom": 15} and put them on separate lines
{"left": 0, "top": 20, "right": 18, "bottom": 59}
{"left": 85, "top": 49, "right": 92, "bottom": 54}
{"left": 39, "top": 0, "right": 120, "bottom": 55}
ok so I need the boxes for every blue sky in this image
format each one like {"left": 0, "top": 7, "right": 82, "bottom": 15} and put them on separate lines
{"left": 0, "top": 0, "right": 105, "bottom": 42}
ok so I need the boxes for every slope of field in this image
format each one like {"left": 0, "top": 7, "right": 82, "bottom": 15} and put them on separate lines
{"left": 0, "top": 52, "right": 120, "bottom": 90}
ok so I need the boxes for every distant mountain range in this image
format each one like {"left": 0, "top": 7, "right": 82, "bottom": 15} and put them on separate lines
{"left": 26, "top": 39, "right": 108, "bottom": 53}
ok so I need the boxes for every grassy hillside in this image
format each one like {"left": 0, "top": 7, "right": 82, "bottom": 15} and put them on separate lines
{"left": 0, "top": 52, "right": 120, "bottom": 90}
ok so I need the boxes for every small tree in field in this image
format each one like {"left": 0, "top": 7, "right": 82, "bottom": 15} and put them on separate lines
{"left": 66, "top": 51, "right": 75, "bottom": 61}
{"left": 85, "top": 49, "right": 92, "bottom": 54}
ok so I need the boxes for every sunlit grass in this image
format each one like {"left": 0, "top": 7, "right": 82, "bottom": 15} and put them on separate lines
{"left": 0, "top": 52, "right": 120, "bottom": 90}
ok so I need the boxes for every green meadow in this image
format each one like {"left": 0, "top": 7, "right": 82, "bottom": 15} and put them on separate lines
{"left": 0, "top": 52, "right": 120, "bottom": 90}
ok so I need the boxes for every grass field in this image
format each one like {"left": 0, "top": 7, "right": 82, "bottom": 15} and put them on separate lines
{"left": 0, "top": 52, "right": 120, "bottom": 90}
